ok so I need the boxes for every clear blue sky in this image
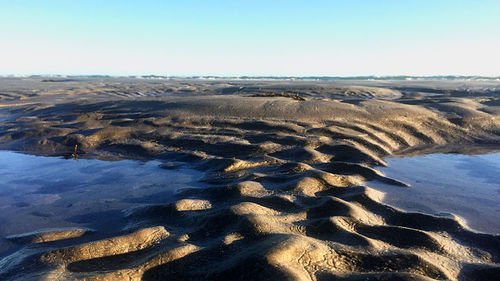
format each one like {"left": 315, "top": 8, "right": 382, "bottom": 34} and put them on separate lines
{"left": 1, "top": 0, "right": 499, "bottom": 76}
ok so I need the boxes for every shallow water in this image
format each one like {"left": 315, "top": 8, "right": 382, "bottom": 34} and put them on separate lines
{"left": 0, "top": 151, "right": 203, "bottom": 256}
{"left": 369, "top": 153, "right": 500, "bottom": 234}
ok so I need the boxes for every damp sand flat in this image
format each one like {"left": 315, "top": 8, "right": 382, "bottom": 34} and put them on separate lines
{"left": 0, "top": 78, "right": 500, "bottom": 280}
{"left": 0, "top": 151, "right": 203, "bottom": 257}
{"left": 368, "top": 152, "right": 500, "bottom": 234}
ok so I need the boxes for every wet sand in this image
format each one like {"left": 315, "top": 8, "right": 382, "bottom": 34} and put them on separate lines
{"left": 0, "top": 77, "right": 500, "bottom": 280}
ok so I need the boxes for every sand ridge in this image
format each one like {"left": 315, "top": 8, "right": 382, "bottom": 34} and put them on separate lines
{"left": 0, "top": 78, "right": 499, "bottom": 280}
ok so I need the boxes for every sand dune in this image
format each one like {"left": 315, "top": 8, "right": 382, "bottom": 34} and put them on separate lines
{"left": 0, "top": 78, "right": 499, "bottom": 280}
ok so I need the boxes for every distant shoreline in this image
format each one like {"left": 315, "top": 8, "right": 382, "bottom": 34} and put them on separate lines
{"left": 1, "top": 74, "right": 500, "bottom": 81}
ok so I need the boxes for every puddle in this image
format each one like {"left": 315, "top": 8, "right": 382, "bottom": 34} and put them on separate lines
{"left": 0, "top": 151, "right": 204, "bottom": 256}
{"left": 369, "top": 153, "right": 500, "bottom": 234}
{"left": 418, "top": 91, "right": 442, "bottom": 97}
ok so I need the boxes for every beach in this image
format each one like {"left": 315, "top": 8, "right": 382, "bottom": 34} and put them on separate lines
{"left": 0, "top": 77, "right": 499, "bottom": 280}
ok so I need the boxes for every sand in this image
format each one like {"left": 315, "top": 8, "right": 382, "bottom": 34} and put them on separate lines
{"left": 0, "top": 77, "right": 499, "bottom": 280}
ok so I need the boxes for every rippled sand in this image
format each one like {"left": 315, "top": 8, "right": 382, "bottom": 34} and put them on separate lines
{"left": 0, "top": 77, "right": 500, "bottom": 280}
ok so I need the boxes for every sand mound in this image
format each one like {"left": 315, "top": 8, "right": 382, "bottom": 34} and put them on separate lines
{"left": 6, "top": 228, "right": 94, "bottom": 244}
{"left": 0, "top": 78, "right": 500, "bottom": 280}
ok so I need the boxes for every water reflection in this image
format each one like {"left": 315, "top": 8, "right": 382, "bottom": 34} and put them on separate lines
{"left": 0, "top": 151, "right": 203, "bottom": 256}
{"left": 369, "top": 153, "right": 500, "bottom": 234}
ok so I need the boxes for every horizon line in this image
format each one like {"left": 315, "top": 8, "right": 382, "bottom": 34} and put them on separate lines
{"left": 2, "top": 74, "right": 500, "bottom": 81}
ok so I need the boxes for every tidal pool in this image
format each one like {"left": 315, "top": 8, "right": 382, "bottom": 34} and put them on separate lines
{"left": 0, "top": 151, "right": 203, "bottom": 256}
{"left": 369, "top": 153, "right": 500, "bottom": 234}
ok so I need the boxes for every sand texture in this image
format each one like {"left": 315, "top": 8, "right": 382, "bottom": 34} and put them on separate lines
{"left": 0, "top": 78, "right": 500, "bottom": 280}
